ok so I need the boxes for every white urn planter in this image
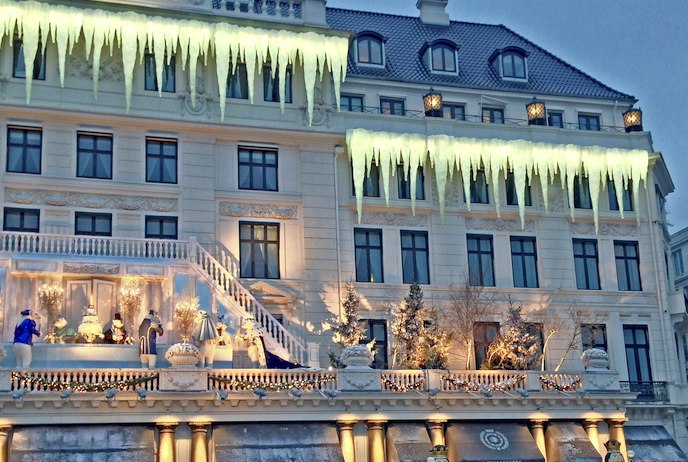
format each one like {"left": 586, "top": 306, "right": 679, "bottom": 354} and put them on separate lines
{"left": 581, "top": 348, "right": 610, "bottom": 371}
{"left": 341, "top": 345, "right": 374, "bottom": 369}
{"left": 165, "top": 342, "right": 201, "bottom": 368}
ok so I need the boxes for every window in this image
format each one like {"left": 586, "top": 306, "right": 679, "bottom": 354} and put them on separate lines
{"left": 526, "top": 323, "right": 544, "bottom": 369}
{"left": 228, "top": 63, "right": 249, "bottom": 99}
{"left": 361, "top": 319, "right": 388, "bottom": 369}
{"left": 3, "top": 207, "right": 39, "bottom": 232}
{"left": 482, "top": 107, "right": 504, "bottom": 124}
{"left": 77, "top": 133, "right": 113, "bottom": 179}
{"left": 430, "top": 44, "right": 456, "bottom": 72}
{"left": 7, "top": 126, "right": 41, "bottom": 174}
{"left": 238, "top": 147, "right": 278, "bottom": 191}
{"left": 12, "top": 38, "right": 46, "bottom": 80}
{"left": 573, "top": 239, "right": 600, "bottom": 290}
{"left": 615, "top": 241, "right": 642, "bottom": 291}
{"left": 502, "top": 53, "right": 526, "bottom": 78}
{"left": 354, "top": 228, "right": 383, "bottom": 283}
{"left": 401, "top": 231, "right": 429, "bottom": 284}
{"left": 608, "top": 179, "right": 633, "bottom": 212}
{"left": 341, "top": 94, "right": 364, "bottom": 112}
{"left": 146, "top": 138, "right": 177, "bottom": 184}
{"left": 263, "top": 65, "right": 292, "bottom": 103}
{"left": 145, "top": 216, "right": 178, "bottom": 239}
{"left": 581, "top": 324, "right": 607, "bottom": 351}
{"left": 358, "top": 164, "right": 380, "bottom": 197}
{"left": 624, "top": 325, "right": 652, "bottom": 383}
{"left": 548, "top": 111, "right": 564, "bottom": 128}
{"left": 511, "top": 236, "right": 538, "bottom": 288}
{"left": 573, "top": 175, "right": 592, "bottom": 209}
{"left": 443, "top": 103, "right": 465, "bottom": 120}
{"left": 144, "top": 53, "right": 175, "bottom": 93}
{"left": 578, "top": 114, "right": 601, "bottom": 131}
{"left": 467, "top": 235, "right": 495, "bottom": 287}
{"left": 356, "top": 35, "right": 383, "bottom": 65}
{"left": 75, "top": 212, "right": 112, "bottom": 236}
{"left": 473, "top": 322, "right": 499, "bottom": 368}
{"left": 466, "top": 169, "right": 489, "bottom": 204}
{"left": 397, "top": 166, "right": 424, "bottom": 200}
{"left": 240, "top": 222, "right": 280, "bottom": 279}
{"left": 506, "top": 172, "right": 531, "bottom": 206}
{"left": 674, "top": 250, "right": 684, "bottom": 277}
{"left": 380, "top": 98, "right": 405, "bottom": 116}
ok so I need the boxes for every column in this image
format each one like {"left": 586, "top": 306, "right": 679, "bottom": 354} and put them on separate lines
{"left": 189, "top": 422, "right": 210, "bottom": 462}
{"left": 529, "top": 420, "right": 547, "bottom": 460}
{"left": 607, "top": 419, "right": 628, "bottom": 460}
{"left": 157, "top": 422, "right": 178, "bottom": 462}
{"left": 366, "top": 420, "right": 386, "bottom": 462}
{"left": 426, "top": 420, "right": 445, "bottom": 447}
{"left": 583, "top": 420, "right": 601, "bottom": 453}
{"left": 338, "top": 420, "right": 357, "bottom": 462}
{"left": 0, "top": 425, "right": 11, "bottom": 462}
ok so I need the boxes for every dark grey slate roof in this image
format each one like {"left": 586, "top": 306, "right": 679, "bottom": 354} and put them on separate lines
{"left": 326, "top": 8, "right": 634, "bottom": 101}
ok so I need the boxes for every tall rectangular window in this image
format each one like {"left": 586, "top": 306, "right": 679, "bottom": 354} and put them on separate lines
{"left": 144, "top": 53, "right": 175, "bottom": 93}
{"left": 361, "top": 319, "right": 388, "bottom": 369}
{"left": 573, "top": 239, "right": 600, "bottom": 290}
{"left": 7, "top": 126, "right": 42, "bottom": 174}
{"left": 443, "top": 103, "right": 465, "bottom": 120}
{"left": 77, "top": 133, "right": 113, "bottom": 179}
{"left": 511, "top": 236, "right": 538, "bottom": 288}
{"left": 608, "top": 179, "right": 634, "bottom": 212}
{"left": 482, "top": 107, "right": 504, "bottom": 124}
{"left": 506, "top": 172, "right": 531, "bottom": 206}
{"left": 401, "top": 230, "right": 429, "bottom": 284}
{"left": 3, "top": 207, "right": 39, "bottom": 232}
{"left": 397, "top": 166, "right": 424, "bottom": 200}
{"left": 624, "top": 325, "right": 652, "bottom": 382}
{"left": 473, "top": 322, "right": 499, "bottom": 368}
{"left": 12, "top": 38, "right": 46, "bottom": 80}
{"left": 145, "top": 216, "right": 178, "bottom": 239}
{"left": 615, "top": 241, "right": 642, "bottom": 291}
{"left": 146, "top": 138, "right": 177, "bottom": 184}
{"left": 75, "top": 212, "right": 112, "bottom": 236}
{"left": 467, "top": 235, "right": 495, "bottom": 287}
{"left": 467, "top": 169, "right": 489, "bottom": 204}
{"left": 263, "top": 65, "right": 292, "bottom": 103}
{"left": 354, "top": 228, "right": 383, "bottom": 283}
{"left": 238, "top": 147, "right": 278, "bottom": 191}
{"left": 355, "top": 164, "right": 380, "bottom": 198}
{"left": 674, "top": 250, "right": 684, "bottom": 277}
{"left": 228, "top": 63, "right": 249, "bottom": 99}
{"left": 581, "top": 324, "right": 607, "bottom": 351}
{"left": 573, "top": 175, "right": 592, "bottom": 209}
{"left": 380, "top": 98, "right": 405, "bottom": 116}
{"left": 341, "top": 94, "right": 364, "bottom": 112}
{"left": 578, "top": 114, "right": 601, "bottom": 131}
{"left": 240, "top": 222, "right": 280, "bottom": 279}
{"left": 548, "top": 111, "right": 564, "bottom": 128}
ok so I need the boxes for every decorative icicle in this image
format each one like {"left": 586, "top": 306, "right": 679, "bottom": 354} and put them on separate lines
{"left": 347, "top": 129, "right": 649, "bottom": 233}
{"left": 0, "top": 0, "right": 348, "bottom": 123}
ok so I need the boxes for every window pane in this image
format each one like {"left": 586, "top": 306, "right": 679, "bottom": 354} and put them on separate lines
{"left": 357, "top": 40, "right": 370, "bottom": 63}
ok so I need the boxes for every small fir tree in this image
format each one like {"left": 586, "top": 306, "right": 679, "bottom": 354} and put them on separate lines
{"left": 329, "top": 282, "right": 366, "bottom": 367}
{"left": 482, "top": 299, "right": 541, "bottom": 370}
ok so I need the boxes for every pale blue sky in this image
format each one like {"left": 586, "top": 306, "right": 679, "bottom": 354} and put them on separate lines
{"left": 328, "top": 0, "right": 688, "bottom": 232}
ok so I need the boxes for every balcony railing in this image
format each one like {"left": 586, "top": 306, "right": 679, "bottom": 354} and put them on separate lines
{"left": 619, "top": 381, "right": 669, "bottom": 401}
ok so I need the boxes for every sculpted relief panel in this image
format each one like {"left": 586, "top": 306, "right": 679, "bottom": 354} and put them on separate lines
{"left": 6, "top": 188, "right": 177, "bottom": 212}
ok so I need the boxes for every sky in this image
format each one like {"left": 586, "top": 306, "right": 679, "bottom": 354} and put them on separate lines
{"left": 327, "top": 0, "right": 688, "bottom": 233}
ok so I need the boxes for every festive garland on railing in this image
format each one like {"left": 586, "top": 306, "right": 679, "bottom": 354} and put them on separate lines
{"left": 539, "top": 375, "right": 581, "bottom": 392}
{"left": 443, "top": 375, "right": 526, "bottom": 392}
{"left": 11, "top": 372, "right": 158, "bottom": 393}
{"left": 381, "top": 377, "right": 426, "bottom": 392}
{"left": 208, "top": 375, "right": 335, "bottom": 392}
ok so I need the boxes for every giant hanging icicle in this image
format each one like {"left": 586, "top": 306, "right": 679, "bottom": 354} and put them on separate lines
{"left": 347, "top": 128, "right": 650, "bottom": 232}
{"left": 0, "top": 0, "right": 349, "bottom": 124}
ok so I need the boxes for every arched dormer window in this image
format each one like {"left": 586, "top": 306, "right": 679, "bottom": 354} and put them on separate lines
{"left": 422, "top": 40, "right": 459, "bottom": 74}
{"left": 490, "top": 47, "right": 528, "bottom": 80}
{"left": 355, "top": 33, "right": 385, "bottom": 66}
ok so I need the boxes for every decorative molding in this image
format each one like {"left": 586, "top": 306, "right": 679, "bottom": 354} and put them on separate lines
{"left": 359, "top": 212, "right": 427, "bottom": 227}
{"left": 6, "top": 188, "right": 177, "bottom": 212}
{"left": 219, "top": 202, "right": 298, "bottom": 220}
{"left": 340, "top": 370, "right": 379, "bottom": 391}
{"left": 166, "top": 371, "right": 201, "bottom": 390}
{"left": 67, "top": 54, "right": 124, "bottom": 82}
{"left": 63, "top": 263, "right": 120, "bottom": 274}
{"left": 570, "top": 222, "right": 637, "bottom": 236}
{"left": 159, "top": 369, "right": 207, "bottom": 392}
{"left": 465, "top": 217, "right": 534, "bottom": 232}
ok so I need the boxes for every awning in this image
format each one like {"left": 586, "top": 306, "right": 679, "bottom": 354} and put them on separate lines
{"left": 213, "top": 423, "right": 345, "bottom": 462}
{"left": 386, "top": 423, "right": 433, "bottom": 462}
{"left": 446, "top": 422, "right": 545, "bottom": 462}
{"left": 625, "top": 426, "right": 688, "bottom": 462}
{"left": 545, "top": 422, "right": 601, "bottom": 462}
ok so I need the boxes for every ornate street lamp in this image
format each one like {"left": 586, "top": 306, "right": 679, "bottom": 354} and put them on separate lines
{"left": 526, "top": 97, "right": 546, "bottom": 126}
{"left": 623, "top": 107, "right": 643, "bottom": 132}
{"left": 423, "top": 88, "right": 443, "bottom": 117}
{"left": 427, "top": 444, "right": 449, "bottom": 462}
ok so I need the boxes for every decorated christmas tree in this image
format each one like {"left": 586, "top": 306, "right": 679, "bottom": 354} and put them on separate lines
{"left": 329, "top": 282, "right": 366, "bottom": 367}
{"left": 482, "top": 299, "right": 541, "bottom": 370}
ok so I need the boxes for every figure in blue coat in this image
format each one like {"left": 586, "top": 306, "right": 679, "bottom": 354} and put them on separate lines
{"left": 13, "top": 309, "right": 41, "bottom": 369}
{"left": 139, "top": 309, "right": 163, "bottom": 368}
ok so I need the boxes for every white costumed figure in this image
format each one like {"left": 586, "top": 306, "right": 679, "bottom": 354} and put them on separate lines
{"left": 192, "top": 311, "right": 219, "bottom": 368}
{"left": 237, "top": 316, "right": 266, "bottom": 368}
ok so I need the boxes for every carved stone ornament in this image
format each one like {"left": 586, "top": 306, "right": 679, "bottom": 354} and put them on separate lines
{"left": 582, "top": 370, "right": 620, "bottom": 391}
{"left": 359, "top": 212, "right": 427, "bottom": 226}
{"left": 465, "top": 217, "right": 534, "bottom": 232}
{"left": 66, "top": 54, "right": 124, "bottom": 82}
{"left": 581, "top": 348, "right": 609, "bottom": 371}
{"left": 570, "top": 222, "right": 637, "bottom": 236}
{"left": 219, "top": 202, "right": 298, "bottom": 220}
{"left": 302, "top": 104, "right": 331, "bottom": 127}
{"left": 340, "top": 345, "right": 373, "bottom": 369}
{"left": 6, "top": 188, "right": 177, "bottom": 212}
{"left": 63, "top": 263, "right": 120, "bottom": 274}
{"left": 159, "top": 369, "right": 206, "bottom": 392}
{"left": 339, "top": 370, "right": 379, "bottom": 391}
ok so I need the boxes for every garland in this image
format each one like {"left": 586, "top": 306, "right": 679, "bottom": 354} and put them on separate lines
{"left": 539, "top": 375, "right": 581, "bottom": 392}
{"left": 209, "top": 375, "right": 335, "bottom": 392}
{"left": 382, "top": 377, "right": 426, "bottom": 392}
{"left": 443, "top": 375, "right": 525, "bottom": 392}
{"left": 12, "top": 372, "right": 158, "bottom": 393}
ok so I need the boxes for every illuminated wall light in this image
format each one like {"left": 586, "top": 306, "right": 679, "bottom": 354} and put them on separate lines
{"left": 423, "top": 88, "right": 443, "bottom": 117}
{"left": 623, "top": 107, "right": 643, "bottom": 132}
{"left": 526, "top": 97, "right": 546, "bottom": 126}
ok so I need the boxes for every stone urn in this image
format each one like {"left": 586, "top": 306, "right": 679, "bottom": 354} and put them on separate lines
{"left": 165, "top": 342, "right": 201, "bottom": 368}
{"left": 581, "top": 348, "right": 609, "bottom": 371}
{"left": 340, "top": 345, "right": 373, "bottom": 369}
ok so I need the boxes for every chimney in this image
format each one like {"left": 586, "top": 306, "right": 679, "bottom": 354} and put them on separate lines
{"left": 416, "top": 0, "right": 450, "bottom": 26}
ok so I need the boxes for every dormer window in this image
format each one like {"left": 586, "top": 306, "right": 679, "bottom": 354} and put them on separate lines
{"left": 431, "top": 44, "right": 456, "bottom": 72}
{"left": 491, "top": 47, "right": 528, "bottom": 81}
{"left": 356, "top": 33, "right": 384, "bottom": 66}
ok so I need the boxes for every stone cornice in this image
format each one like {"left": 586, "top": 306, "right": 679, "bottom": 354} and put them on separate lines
{"left": 5, "top": 188, "right": 177, "bottom": 212}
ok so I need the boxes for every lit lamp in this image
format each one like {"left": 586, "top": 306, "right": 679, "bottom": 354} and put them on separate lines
{"left": 427, "top": 444, "right": 449, "bottom": 462}
{"left": 423, "top": 88, "right": 443, "bottom": 117}
{"left": 526, "top": 97, "right": 546, "bottom": 126}
{"left": 623, "top": 107, "right": 643, "bottom": 132}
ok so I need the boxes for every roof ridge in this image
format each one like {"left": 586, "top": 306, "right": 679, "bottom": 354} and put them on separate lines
{"left": 326, "top": 6, "right": 508, "bottom": 28}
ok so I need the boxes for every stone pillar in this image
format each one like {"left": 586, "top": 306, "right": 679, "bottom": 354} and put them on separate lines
{"left": 189, "top": 422, "right": 210, "bottom": 462}
{"left": 426, "top": 420, "right": 445, "bottom": 447}
{"left": 366, "top": 420, "right": 386, "bottom": 462}
{"left": 583, "top": 420, "right": 601, "bottom": 453}
{"left": 529, "top": 420, "right": 547, "bottom": 459}
{"left": 338, "top": 421, "right": 357, "bottom": 462}
{"left": 607, "top": 419, "right": 628, "bottom": 460}
{"left": 157, "top": 422, "right": 178, "bottom": 462}
{"left": 0, "top": 425, "right": 11, "bottom": 462}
